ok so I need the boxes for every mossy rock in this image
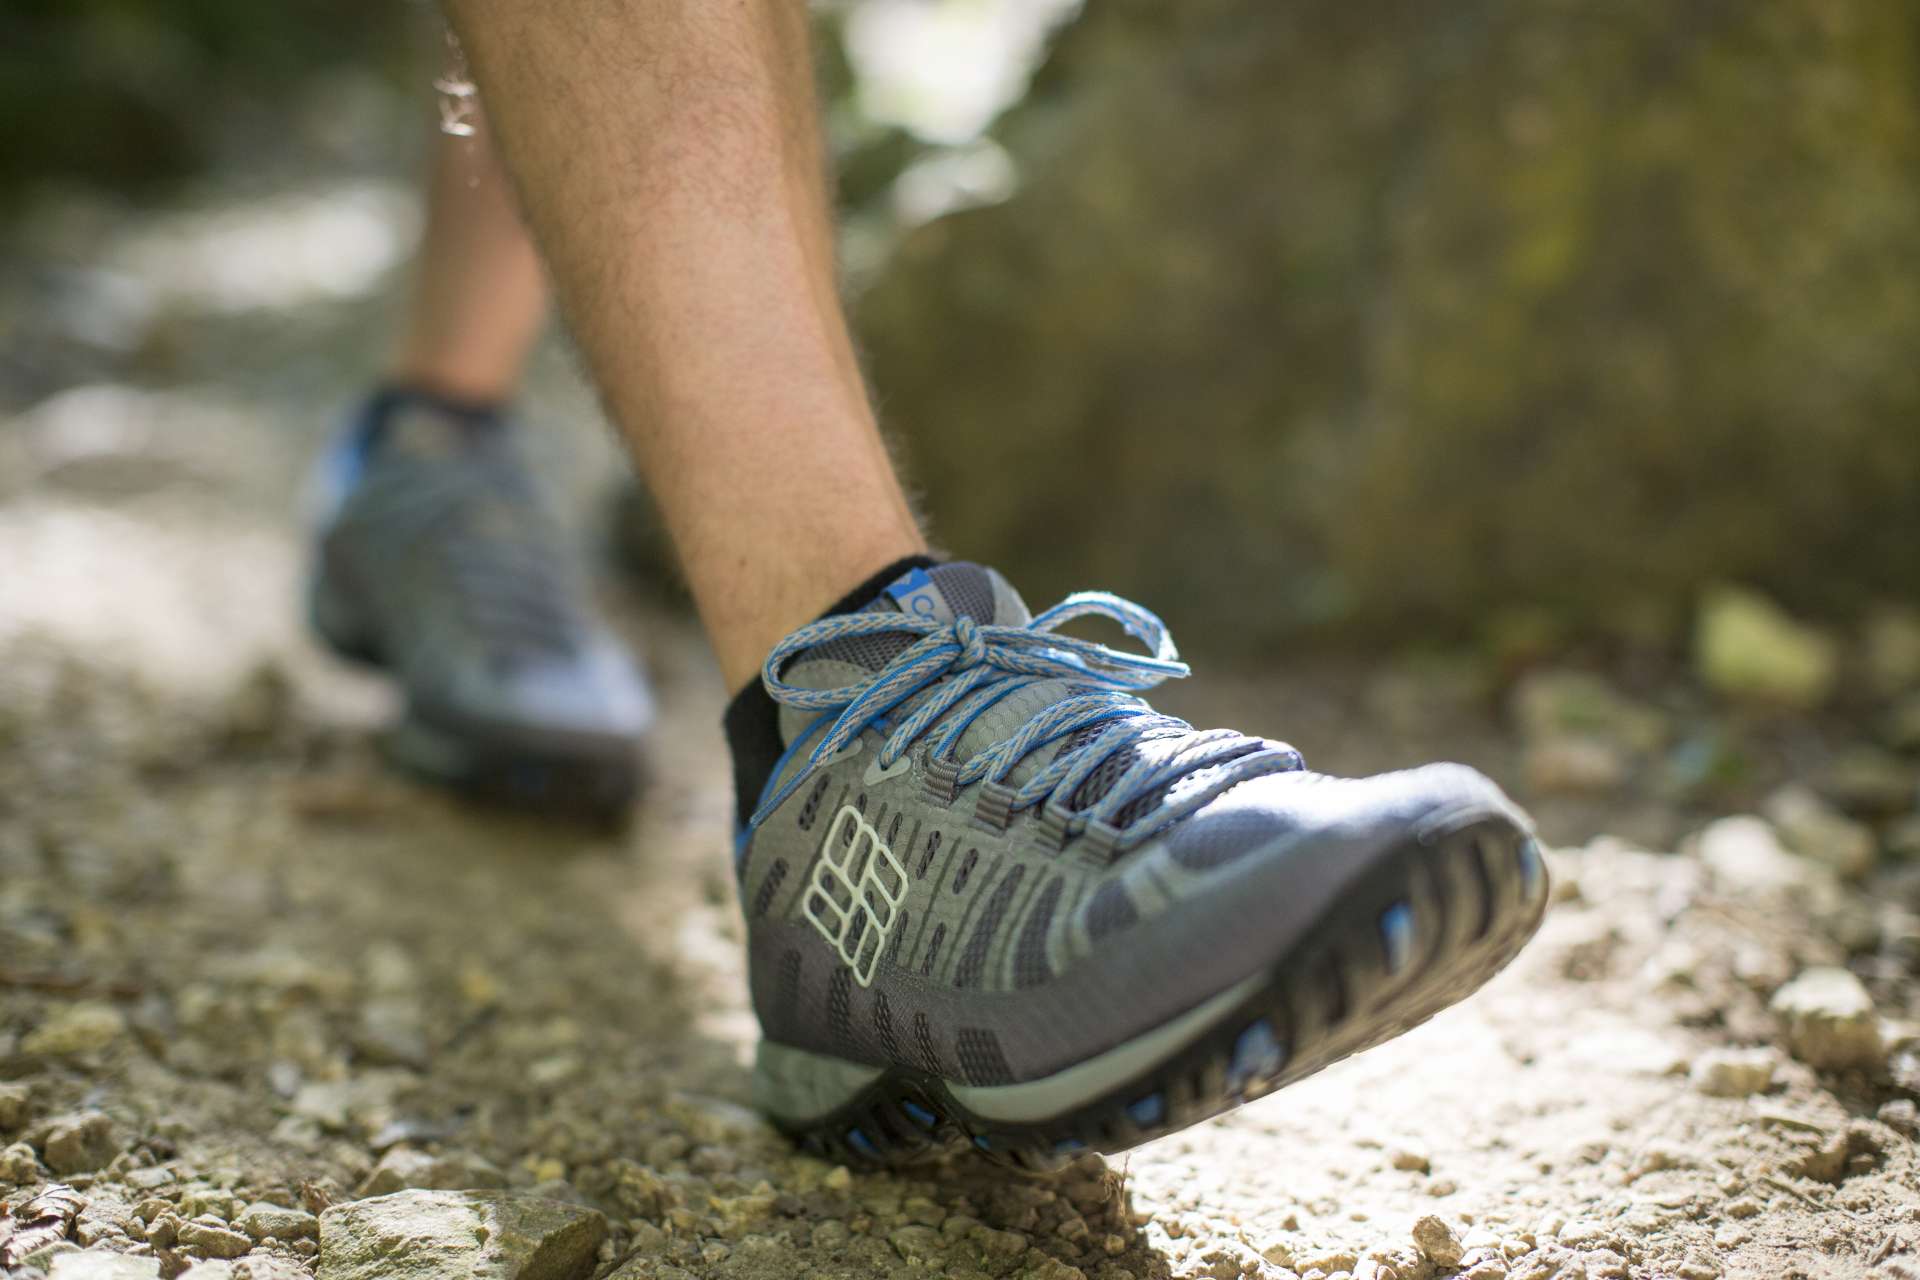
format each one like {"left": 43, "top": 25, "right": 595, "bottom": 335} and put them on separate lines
{"left": 857, "top": 0, "right": 1920, "bottom": 656}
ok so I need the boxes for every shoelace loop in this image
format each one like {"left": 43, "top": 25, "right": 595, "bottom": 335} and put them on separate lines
{"left": 759, "top": 592, "right": 1303, "bottom": 854}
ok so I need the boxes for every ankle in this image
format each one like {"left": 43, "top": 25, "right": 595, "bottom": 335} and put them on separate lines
{"left": 701, "top": 533, "right": 930, "bottom": 692}
{"left": 721, "top": 551, "right": 938, "bottom": 828}
{"left": 382, "top": 362, "right": 519, "bottom": 414}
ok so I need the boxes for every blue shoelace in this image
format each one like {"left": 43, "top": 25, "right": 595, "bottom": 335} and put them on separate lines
{"left": 757, "top": 592, "right": 1303, "bottom": 855}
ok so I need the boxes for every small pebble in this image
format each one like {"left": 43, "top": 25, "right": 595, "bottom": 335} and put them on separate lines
{"left": 0, "top": 1082, "right": 32, "bottom": 1131}
{"left": 1764, "top": 785, "right": 1876, "bottom": 879}
{"left": 174, "top": 1219, "right": 253, "bottom": 1259}
{"left": 1877, "top": 1098, "right": 1919, "bottom": 1135}
{"left": 1388, "top": 1144, "right": 1430, "bottom": 1174}
{"left": 1770, "top": 967, "right": 1882, "bottom": 1070}
{"left": 46, "top": 1250, "right": 160, "bottom": 1280}
{"left": 233, "top": 1201, "right": 319, "bottom": 1243}
{"left": 42, "top": 1111, "right": 123, "bottom": 1175}
{"left": 1689, "top": 1048, "right": 1778, "bottom": 1098}
{"left": 1413, "top": 1215, "right": 1465, "bottom": 1267}
{"left": 22, "top": 1004, "right": 128, "bottom": 1058}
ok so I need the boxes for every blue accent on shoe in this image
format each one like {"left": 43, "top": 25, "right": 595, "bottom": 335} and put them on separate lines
{"left": 309, "top": 403, "right": 380, "bottom": 529}
{"left": 972, "top": 1135, "right": 993, "bottom": 1152}
{"left": 739, "top": 710, "right": 837, "bottom": 865}
{"left": 885, "top": 567, "right": 952, "bottom": 623}
{"left": 1380, "top": 901, "right": 1414, "bottom": 974}
{"left": 312, "top": 388, "right": 504, "bottom": 529}
{"left": 1518, "top": 840, "right": 1544, "bottom": 897}
{"left": 1052, "top": 1137, "right": 1087, "bottom": 1155}
{"left": 901, "top": 1100, "right": 937, "bottom": 1128}
{"left": 1227, "top": 1019, "right": 1287, "bottom": 1092}
{"left": 847, "top": 1128, "right": 879, "bottom": 1159}
{"left": 1125, "top": 1092, "right": 1165, "bottom": 1127}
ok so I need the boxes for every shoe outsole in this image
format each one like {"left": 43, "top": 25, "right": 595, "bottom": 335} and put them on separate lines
{"left": 767, "top": 814, "right": 1548, "bottom": 1172}
{"left": 310, "top": 576, "right": 643, "bottom": 827}
{"left": 381, "top": 716, "right": 644, "bottom": 828}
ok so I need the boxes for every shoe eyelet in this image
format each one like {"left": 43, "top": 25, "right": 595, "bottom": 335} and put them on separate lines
{"left": 863, "top": 753, "right": 911, "bottom": 787}
{"left": 821, "top": 738, "right": 864, "bottom": 768}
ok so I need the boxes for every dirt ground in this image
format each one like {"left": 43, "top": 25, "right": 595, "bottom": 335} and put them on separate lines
{"left": 3, "top": 178, "right": 1919, "bottom": 1280}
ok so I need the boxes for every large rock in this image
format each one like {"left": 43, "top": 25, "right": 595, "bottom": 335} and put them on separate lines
{"left": 1770, "top": 967, "right": 1881, "bottom": 1071}
{"left": 856, "top": 0, "right": 1920, "bottom": 651}
{"left": 317, "top": 1191, "right": 605, "bottom": 1280}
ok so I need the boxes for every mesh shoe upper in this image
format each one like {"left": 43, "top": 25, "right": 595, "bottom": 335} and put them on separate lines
{"left": 311, "top": 396, "right": 652, "bottom": 746}
{"left": 736, "top": 563, "right": 1529, "bottom": 1086}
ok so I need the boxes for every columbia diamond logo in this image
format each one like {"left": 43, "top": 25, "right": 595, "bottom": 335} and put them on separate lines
{"left": 804, "top": 804, "right": 908, "bottom": 986}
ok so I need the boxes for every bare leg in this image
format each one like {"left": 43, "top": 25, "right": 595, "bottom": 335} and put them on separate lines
{"left": 389, "top": 116, "right": 549, "bottom": 406}
{"left": 437, "top": 0, "right": 926, "bottom": 690}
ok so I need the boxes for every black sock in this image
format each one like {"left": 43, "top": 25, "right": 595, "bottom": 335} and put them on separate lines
{"left": 358, "top": 385, "right": 507, "bottom": 454}
{"left": 722, "top": 552, "right": 939, "bottom": 830}
{"left": 373, "top": 383, "right": 507, "bottom": 422}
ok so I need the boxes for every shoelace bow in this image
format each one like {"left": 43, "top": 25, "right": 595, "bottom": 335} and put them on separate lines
{"left": 759, "top": 592, "right": 1303, "bottom": 854}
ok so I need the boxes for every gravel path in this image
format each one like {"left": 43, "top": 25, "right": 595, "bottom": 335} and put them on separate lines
{"left": 3, "top": 179, "right": 1918, "bottom": 1280}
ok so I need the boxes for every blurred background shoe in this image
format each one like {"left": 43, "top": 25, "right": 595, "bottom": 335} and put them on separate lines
{"left": 308, "top": 387, "right": 653, "bottom": 821}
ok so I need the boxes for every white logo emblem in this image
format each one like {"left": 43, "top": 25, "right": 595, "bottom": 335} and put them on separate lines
{"left": 804, "top": 804, "right": 908, "bottom": 986}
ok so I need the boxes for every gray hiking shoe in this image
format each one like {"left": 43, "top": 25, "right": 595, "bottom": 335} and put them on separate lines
{"left": 308, "top": 391, "right": 653, "bottom": 818}
{"left": 737, "top": 563, "right": 1547, "bottom": 1168}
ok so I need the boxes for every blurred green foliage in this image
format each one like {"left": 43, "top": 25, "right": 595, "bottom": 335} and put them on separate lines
{"left": 860, "top": 0, "right": 1920, "bottom": 653}
{"left": 9, "top": 0, "right": 1915, "bottom": 657}
{"left": 0, "top": 0, "right": 410, "bottom": 203}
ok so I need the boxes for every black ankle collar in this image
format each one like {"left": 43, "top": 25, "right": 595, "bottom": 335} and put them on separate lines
{"left": 722, "top": 552, "right": 939, "bottom": 829}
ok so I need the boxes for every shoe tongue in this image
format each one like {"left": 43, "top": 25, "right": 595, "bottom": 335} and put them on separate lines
{"left": 878, "top": 562, "right": 1029, "bottom": 631}
{"left": 775, "top": 562, "right": 1029, "bottom": 745}
{"left": 375, "top": 402, "right": 500, "bottom": 463}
